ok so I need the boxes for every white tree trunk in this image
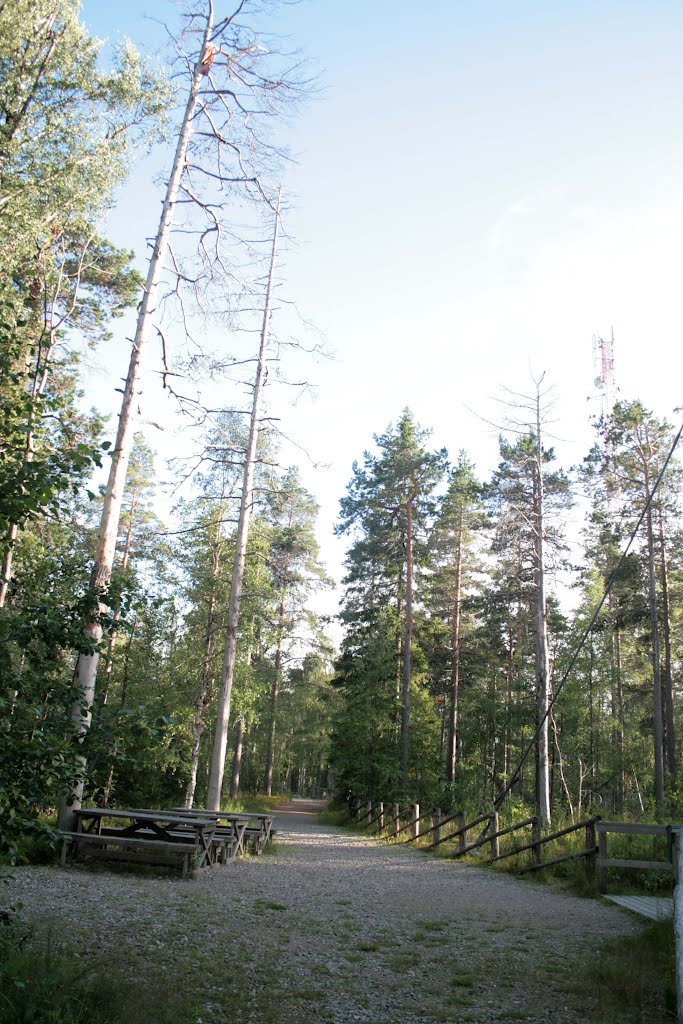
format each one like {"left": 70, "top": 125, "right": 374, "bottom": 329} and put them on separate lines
{"left": 533, "top": 395, "right": 551, "bottom": 828}
{"left": 57, "top": 15, "right": 215, "bottom": 829}
{"left": 206, "top": 191, "right": 281, "bottom": 810}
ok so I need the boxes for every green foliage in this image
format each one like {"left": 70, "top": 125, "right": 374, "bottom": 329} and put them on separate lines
{"left": 0, "top": 512, "right": 100, "bottom": 861}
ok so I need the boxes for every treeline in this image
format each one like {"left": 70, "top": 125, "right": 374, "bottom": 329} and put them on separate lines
{"left": 330, "top": 398, "right": 682, "bottom": 827}
{"left": 0, "top": 1, "right": 333, "bottom": 861}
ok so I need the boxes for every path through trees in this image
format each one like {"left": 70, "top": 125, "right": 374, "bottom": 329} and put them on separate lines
{"left": 6, "top": 801, "right": 650, "bottom": 1023}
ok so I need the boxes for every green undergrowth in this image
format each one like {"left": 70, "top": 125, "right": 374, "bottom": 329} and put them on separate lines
{"left": 0, "top": 924, "right": 198, "bottom": 1024}
{"left": 316, "top": 808, "right": 349, "bottom": 827}
{"left": 220, "top": 793, "right": 290, "bottom": 814}
{"left": 587, "top": 918, "right": 676, "bottom": 1021}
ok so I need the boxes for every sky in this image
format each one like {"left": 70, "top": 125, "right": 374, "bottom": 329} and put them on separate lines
{"left": 79, "top": 0, "right": 683, "bottom": 622}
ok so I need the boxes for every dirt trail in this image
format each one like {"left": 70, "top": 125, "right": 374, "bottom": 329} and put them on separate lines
{"left": 6, "top": 800, "right": 641, "bottom": 1023}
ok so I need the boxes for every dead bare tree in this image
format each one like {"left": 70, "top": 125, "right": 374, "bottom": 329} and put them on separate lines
{"left": 59, "top": 0, "right": 307, "bottom": 827}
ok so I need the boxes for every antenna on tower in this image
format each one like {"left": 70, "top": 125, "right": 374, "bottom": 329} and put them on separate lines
{"left": 591, "top": 328, "right": 618, "bottom": 507}
{"left": 592, "top": 327, "right": 617, "bottom": 423}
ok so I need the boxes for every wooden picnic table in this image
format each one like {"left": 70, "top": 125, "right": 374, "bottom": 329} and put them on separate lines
{"left": 171, "top": 809, "right": 275, "bottom": 854}
{"left": 60, "top": 808, "right": 216, "bottom": 879}
{"left": 167, "top": 808, "right": 250, "bottom": 860}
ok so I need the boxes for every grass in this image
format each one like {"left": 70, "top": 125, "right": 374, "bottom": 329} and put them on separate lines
{"left": 0, "top": 925, "right": 198, "bottom": 1024}
{"left": 254, "top": 898, "right": 287, "bottom": 912}
{"left": 222, "top": 793, "right": 290, "bottom": 815}
{"left": 315, "top": 808, "right": 349, "bottom": 827}
{"left": 586, "top": 918, "right": 676, "bottom": 1021}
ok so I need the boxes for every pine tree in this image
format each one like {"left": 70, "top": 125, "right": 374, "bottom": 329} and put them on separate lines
{"left": 336, "top": 409, "right": 447, "bottom": 794}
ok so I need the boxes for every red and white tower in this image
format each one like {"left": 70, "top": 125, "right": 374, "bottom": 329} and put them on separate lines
{"left": 592, "top": 328, "right": 617, "bottom": 506}
{"left": 592, "top": 328, "right": 617, "bottom": 424}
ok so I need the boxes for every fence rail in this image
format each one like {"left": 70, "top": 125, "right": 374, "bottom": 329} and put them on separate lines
{"left": 349, "top": 797, "right": 677, "bottom": 890}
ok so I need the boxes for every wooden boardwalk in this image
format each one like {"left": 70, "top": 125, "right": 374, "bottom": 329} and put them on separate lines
{"left": 604, "top": 894, "right": 673, "bottom": 920}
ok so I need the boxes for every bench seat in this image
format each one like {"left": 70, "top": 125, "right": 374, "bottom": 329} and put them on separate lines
{"left": 60, "top": 830, "right": 200, "bottom": 879}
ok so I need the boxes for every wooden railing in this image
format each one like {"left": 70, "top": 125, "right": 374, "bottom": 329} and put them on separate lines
{"left": 348, "top": 797, "right": 678, "bottom": 888}
{"left": 597, "top": 821, "right": 673, "bottom": 893}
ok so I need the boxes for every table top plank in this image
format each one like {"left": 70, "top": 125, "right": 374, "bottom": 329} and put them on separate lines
{"left": 75, "top": 808, "right": 215, "bottom": 827}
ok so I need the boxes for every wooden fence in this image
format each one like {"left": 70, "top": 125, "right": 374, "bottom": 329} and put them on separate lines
{"left": 349, "top": 798, "right": 675, "bottom": 890}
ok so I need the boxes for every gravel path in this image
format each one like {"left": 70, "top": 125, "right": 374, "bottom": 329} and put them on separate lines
{"left": 5, "top": 800, "right": 640, "bottom": 1023}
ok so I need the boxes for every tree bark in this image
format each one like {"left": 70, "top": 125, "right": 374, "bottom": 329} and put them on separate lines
{"left": 229, "top": 715, "right": 245, "bottom": 800}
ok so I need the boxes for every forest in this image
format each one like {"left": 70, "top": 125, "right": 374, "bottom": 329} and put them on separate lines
{"left": 1, "top": 0, "right": 682, "bottom": 868}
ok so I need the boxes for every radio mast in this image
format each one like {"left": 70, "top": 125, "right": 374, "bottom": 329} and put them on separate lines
{"left": 592, "top": 327, "right": 616, "bottom": 424}
{"left": 591, "top": 328, "right": 617, "bottom": 505}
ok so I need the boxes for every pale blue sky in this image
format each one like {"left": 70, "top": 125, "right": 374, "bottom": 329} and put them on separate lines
{"left": 80, "top": 0, "right": 683, "bottom": 605}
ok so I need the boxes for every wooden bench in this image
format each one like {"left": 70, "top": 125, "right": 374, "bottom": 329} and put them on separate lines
{"left": 99, "top": 824, "right": 238, "bottom": 866}
{"left": 60, "top": 831, "right": 200, "bottom": 879}
{"left": 60, "top": 808, "right": 216, "bottom": 879}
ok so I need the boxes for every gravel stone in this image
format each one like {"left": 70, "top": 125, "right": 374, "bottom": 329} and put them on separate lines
{"left": 3, "top": 800, "right": 640, "bottom": 1023}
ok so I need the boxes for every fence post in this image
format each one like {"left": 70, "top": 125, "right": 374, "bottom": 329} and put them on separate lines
{"left": 433, "top": 807, "right": 441, "bottom": 846}
{"left": 490, "top": 811, "right": 500, "bottom": 860}
{"left": 585, "top": 817, "right": 597, "bottom": 884}
{"left": 352, "top": 797, "right": 360, "bottom": 821}
{"left": 365, "top": 801, "right": 372, "bottom": 826}
{"left": 393, "top": 803, "right": 401, "bottom": 839}
{"left": 598, "top": 826, "right": 608, "bottom": 894}
{"left": 458, "top": 811, "right": 467, "bottom": 854}
{"left": 412, "top": 803, "right": 420, "bottom": 841}
{"left": 377, "top": 801, "right": 384, "bottom": 834}
{"left": 531, "top": 816, "right": 542, "bottom": 869}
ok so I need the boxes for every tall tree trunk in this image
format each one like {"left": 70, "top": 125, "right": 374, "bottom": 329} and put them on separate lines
{"left": 644, "top": 478, "right": 664, "bottom": 807}
{"left": 657, "top": 508, "right": 676, "bottom": 776}
{"left": 265, "top": 592, "right": 286, "bottom": 797}
{"left": 206, "top": 191, "right": 281, "bottom": 810}
{"left": 400, "top": 485, "right": 415, "bottom": 792}
{"left": 446, "top": 506, "right": 463, "bottom": 784}
{"left": 184, "top": 529, "right": 221, "bottom": 809}
{"left": 614, "top": 616, "right": 627, "bottom": 807}
{"left": 0, "top": 522, "right": 18, "bottom": 609}
{"left": 101, "top": 491, "right": 137, "bottom": 707}
{"left": 533, "top": 404, "right": 551, "bottom": 827}
{"left": 185, "top": 520, "right": 223, "bottom": 807}
{"left": 57, "top": 22, "right": 215, "bottom": 829}
{"left": 229, "top": 715, "right": 245, "bottom": 800}
{"left": 503, "top": 615, "right": 513, "bottom": 781}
